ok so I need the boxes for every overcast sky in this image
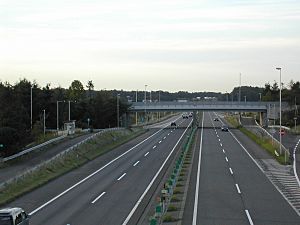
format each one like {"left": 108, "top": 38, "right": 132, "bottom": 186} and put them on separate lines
{"left": 0, "top": 0, "right": 299, "bottom": 92}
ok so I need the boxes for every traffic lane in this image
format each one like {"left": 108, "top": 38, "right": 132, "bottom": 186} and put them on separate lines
{"left": 71, "top": 127, "right": 188, "bottom": 225}
{"left": 6, "top": 128, "right": 167, "bottom": 212}
{"left": 216, "top": 126, "right": 300, "bottom": 224}
{"left": 197, "top": 117, "right": 248, "bottom": 224}
{"left": 28, "top": 127, "right": 187, "bottom": 225}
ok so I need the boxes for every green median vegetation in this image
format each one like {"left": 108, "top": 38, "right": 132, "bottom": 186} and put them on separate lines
{"left": 0, "top": 128, "right": 146, "bottom": 206}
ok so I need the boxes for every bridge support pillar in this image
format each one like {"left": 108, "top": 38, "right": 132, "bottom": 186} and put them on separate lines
{"left": 259, "top": 112, "right": 268, "bottom": 128}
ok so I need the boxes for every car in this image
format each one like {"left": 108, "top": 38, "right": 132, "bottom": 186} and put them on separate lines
{"left": 221, "top": 125, "right": 229, "bottom": 132}
{"left": 214, "top": 118, "right": 219, "bottom": 121}
{"left": 182, "top": 114, "right": 188, "bottom": 119}
{"left": 171, "top": 122, "right": 177, "bottom": 127}
{"left": 0, "top": 207, "right": 29, "bottom": 225}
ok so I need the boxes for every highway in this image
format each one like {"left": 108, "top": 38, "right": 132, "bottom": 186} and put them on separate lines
{"left": 183, "top": 112, "right": 300, "bottom": 225}
{"left": 6, "top": 115, "right": 192, "bottom": 225}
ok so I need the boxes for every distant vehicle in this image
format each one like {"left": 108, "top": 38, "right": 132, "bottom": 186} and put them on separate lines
{"left": 221, "top": 125, "right": 229, "bottom": 132}
{"left": 182, "top": 114, "right": 188, "bottom": 119}
{"left": 171, "top": 122, "right": 177, "bottom": 127}
{"left": 189, "top": 113, "right": 193, "bottom": 117}
{"left": 0, "top": 207, "right": 29, "bottom": 225}
{"left": 214, "top": 118, "right": 219, "bottom": 121}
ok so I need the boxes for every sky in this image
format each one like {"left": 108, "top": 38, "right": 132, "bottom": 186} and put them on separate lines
{"left": 0, "top": 0, "right": 299, "bottom": 92}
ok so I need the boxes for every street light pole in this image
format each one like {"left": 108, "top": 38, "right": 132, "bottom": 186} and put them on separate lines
{"left": 117, "top": 94, "right": 120, "bottom": 128}
{"left": 136, "top": 90, "right": 138, "bottom": 125}
{"left": 239, "top": 73, "right": 242, "bottom": 103}
{"left": 276, "top": 67, "right": 282, "bottom": 155}
{"left": 57, "top": 100, "right": 65, "bottom": 131}
{"left": 144, "top": 85, "right": 147, "bottom": 122}
{"left": 31, "top": 86, "right": 33, "bottom": 130}
{"left": 68, "top": 100, "right": 76, "bottom": 121}
{"left": 259, "top": 93, "right": 262, "bottom": 102}
{"left": 43, "top": 109, "right": 46, "bottom": 136}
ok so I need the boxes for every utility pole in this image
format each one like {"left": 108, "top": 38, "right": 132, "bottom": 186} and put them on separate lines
{"left": 276, "top": 67, "right": 282, "bottom": 155}
{"left": 30, "top": 86, "right": 33, "bottom": 130}
{"left": 117, "top": 94, "right": 120, "bottom": 128}
{"left": 144, "top": 85, "right": 147, "bottom": 122}
{"left": 239, "top": 73, "right": 242, "bottom": 103}
{"left": 136, "top": 90, "right": 138, "bottom": 125}
{"left": 43, "top": 109, "right": 46, "bottom": 136}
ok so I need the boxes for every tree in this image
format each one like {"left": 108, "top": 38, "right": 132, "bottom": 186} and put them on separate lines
{"left": 68, "top": 80, "right": 85, "bottom": 101}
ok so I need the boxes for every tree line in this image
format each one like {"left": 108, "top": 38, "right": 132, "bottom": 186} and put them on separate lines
{"left": 0, "top": 79, "right": 128, "bottom": 157}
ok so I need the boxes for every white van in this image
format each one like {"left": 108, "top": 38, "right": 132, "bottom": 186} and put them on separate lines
{"left": 0, "top": 208, "right": 29, "bottom": 225}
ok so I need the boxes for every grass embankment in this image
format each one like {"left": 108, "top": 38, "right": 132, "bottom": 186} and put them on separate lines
{"left": 0, "top": 128, "right": 146, "bottom": 206}
{"left": 225, "top": 116, "right": 287, "bottom": 164}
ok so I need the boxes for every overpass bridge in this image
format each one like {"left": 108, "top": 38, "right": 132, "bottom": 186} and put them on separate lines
{"left": 128, "top": 101, "right": 288, "bottom": 127}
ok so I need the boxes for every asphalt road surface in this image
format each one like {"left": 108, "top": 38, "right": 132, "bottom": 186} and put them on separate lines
{"left": 183, "top": 112, "right": 300, "bottom": 225}
{"left": 6, "top": 115, "right": 192, "bottom": 225}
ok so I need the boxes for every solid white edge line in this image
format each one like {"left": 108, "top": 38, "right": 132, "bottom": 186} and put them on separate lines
{"left": 121, "top": 119, "right": 193, "bottom": 225}
{"left": 28, "top": 121, "right": 172, "bottom": 216}
{"left": 91, "top": 192, "right": 106, "bottom": 204}
{"left": 293, "top": 139, "right": 300, "bottom": 187}
{"left": 235, "top": 184, "right": 241, "bottom": 194}
{"left": 245, "top": 210, "right": 254, "bottom": 225}
{"left": 192, "top": 112, "right": 204, "bottom": 225}
{"left": 144, "top": 152, "right": 149, "bottom": 156}
{"left": 227, "top": 124, "right": 300, "bottom": 217}
{"left": 133, "top": 161, "right": 140, "bottom": 167}
{"left": 117, "top": 173, "right": 127, "bottom": 181}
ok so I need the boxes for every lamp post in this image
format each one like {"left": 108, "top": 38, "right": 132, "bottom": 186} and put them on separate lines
{"left": 31, "top": 86, "right": 33, "bottom": 129}
{"left": 57, "top": 100, "right": 65, "bottom": 131}
{"left": 259, "top": 93, "right": 262, "bottom": 102}
{"left": 117, "top": 94, "right": 120, "bottom": 128}
{"left": 239, "top": 73, "right": 242, "bottom": 103}
{"left": 43, "top": 109, "right": 46, "bottom": 136}
{"left": 68, "top": 100, "right": 76, "bottom": 121}
{"left": 136, "top": 90, "right": 138, "bottom": 125}
{"left": 276, "top": 67, "right": 282, "bottom": 155}
{"left": 144, "top": 85, "right": 147, "bottom": 122}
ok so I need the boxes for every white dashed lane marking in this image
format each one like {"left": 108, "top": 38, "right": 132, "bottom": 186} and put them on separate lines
{"left": 117, "top": 173, "right": 126, "bottom": 181}
{"left": 144, "top": 152, "right": 149, "bottom": 157}
{"left": 235, "top": 184, "right": 241, "bottom": 194}
{"left": 91, "top": 192, "right": 106, "bottom": 204}
{"left": 133, "top": 161, "right": 140, "bottom": 167}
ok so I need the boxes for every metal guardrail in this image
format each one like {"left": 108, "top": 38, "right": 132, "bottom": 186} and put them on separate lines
{"left": 3, "top": 135, "right": 67, "bottom": 162}
{"left": 0, "top": 128, "right": 123, "bottom": 189}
